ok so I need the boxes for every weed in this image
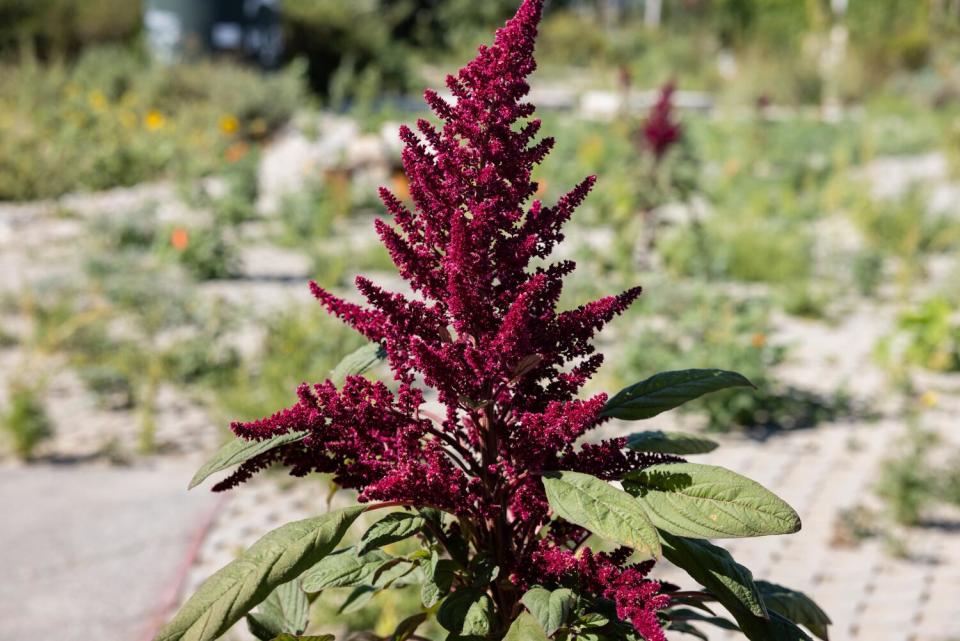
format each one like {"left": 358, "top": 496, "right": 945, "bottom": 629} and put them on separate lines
{"left": 1, "top": 382, "right": 53, "bottom": 460}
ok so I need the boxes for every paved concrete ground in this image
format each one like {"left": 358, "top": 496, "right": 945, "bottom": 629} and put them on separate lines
{"left": 0, "top": 462, "right": 221, "bottom": 641}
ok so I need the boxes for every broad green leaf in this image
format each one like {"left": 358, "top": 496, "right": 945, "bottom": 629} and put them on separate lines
{"left": 757, "top": 581, "right": 831, "bottom": 641}
{"left": 390, "top": 612, "right": 428, "bottom": 641}
{"left": 601, "top": 369, "right": 754, "bottom": 420}
{"left": 370, "top": 557, "right": 419, "bottom": 588}
{"left": 668, "top": 621, "right": 709, "bottom": 641}
{"left": 577, "top": 613, "right": 609, "bottom": 628}
{"left": 660, "top": 532, "right": 767, "bottom": 619}
{"left": 421, "top": 552, "right": 455, "bottom": 607}
{"left": 154, "top": 506, "right": 365, "bottom": 641}
{"left": 542, "top": 471, "right": 661, "bottom": 559}
{"left": 247, "top": 615, "right": 280, "bottom": 641}
{"left": 521, "top": 586, "right": 576, "bottom": 636}
{"left": 437, "top": 588, "right": 485, "bottom": 633}
{"left": 737, "top": 611, "right": 814, "bottom": 641}
{"left": 301, "top": 549, "right": 390, "bottom": 592}
{"left": 664, "top": 539, "right": 813, "bottom": 640}
{"left": 624, "top": 463, "right": 801, "bottom": 538}
{"left": 339, "top": 585, "right": 378, "bottom": 614}
{"left": 330, "top": 342, "right": 386, "bottom": 383}
{"left": 504, "top": 612, "right": 549, "bottom": 641}
{"left": 189, "top": 431, "right": 308, "bottom": 489}
{"left": 357, "top": 512, "right": 425, "bottom": 555}
{"left": 245, "top": 580, "right": 309, "bottom": 641}
{"left": 668, "top": 608, "right": 740, "bottom": 631}
{"left": 626, "top": 431, "right": 718, "bottom": 455}
{"left": 462, "top": 594, "right": 494, "bottom": 636}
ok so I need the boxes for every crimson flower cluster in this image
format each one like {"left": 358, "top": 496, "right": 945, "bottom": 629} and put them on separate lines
{"left": 642, "top": 81, "right": 682, "bottom": 160}
{"left": 217, "top": 0, "right": 675, "bottom": 636}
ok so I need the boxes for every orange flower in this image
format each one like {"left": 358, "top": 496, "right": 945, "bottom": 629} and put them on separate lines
{"left": 170, "top": 227, "right": 189, "bottom": 251}
{"left": 392, "top": 171, "right": 410, "bottom": 200}
{"left": 225, "top": 142, "right": 250, "bottom": 163}
{"left": 751, "top": 332, "right": 766, "bottom": 348}
{"left": 145, "top": 109, "right": 166, "bottom": 131}
{"left": 535, "top": 178, "right": 549, "bottom": 196}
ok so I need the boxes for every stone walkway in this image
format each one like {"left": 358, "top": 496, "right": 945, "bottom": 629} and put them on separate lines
{"left": 0, "top": 461, "right": 221, "bottom": 641}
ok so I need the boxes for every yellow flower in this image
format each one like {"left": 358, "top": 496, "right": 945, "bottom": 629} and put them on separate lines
{"left": 219, "top": 114, "right": 240, "bottom": 135}
{"left": 919, "top": 391, "right": 939, "bottom": 408}
{"left": 144, "top": 109, "right": 166, "bottom": 131}
{"left": 88, "top": 90, "right": 107, "bottom": 112}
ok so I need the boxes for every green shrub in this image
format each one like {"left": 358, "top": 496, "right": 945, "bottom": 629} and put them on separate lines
{"left": 159, "top": 225, "right": 239, "bottom": 281}
{"left": 661, "top": 215, "right": 814, "bottom": 285}
{"left": 1, "top": 383, "right": 53, "bottom": 460}
{"left": 0, "top": 47, "right": 303, "bottom": 200}
{"left": 878, "top": 296, "right": 960, "bottom": 372}
{"left": 0, "top": 0, "right": 141, "bottom": 59}
{"left": 846, "top": 188, "right": 960, "bottom": 288}
{"left": 876, "top": 427, "right": 939, "bottom": 526}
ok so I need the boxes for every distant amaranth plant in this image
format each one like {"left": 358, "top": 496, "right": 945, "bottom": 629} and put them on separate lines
{"left": 161, "top": 2, "right": 830, "bottom": 640}
{"left": 641, "top": 81, "right": 682, "bottom": 161}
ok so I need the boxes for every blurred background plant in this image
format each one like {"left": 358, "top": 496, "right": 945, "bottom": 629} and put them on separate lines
{"left": 0, "top": 381, "right": 53, "bottom": 460}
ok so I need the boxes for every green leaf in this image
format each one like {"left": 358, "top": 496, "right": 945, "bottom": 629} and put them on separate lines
{"left": 245, "top": 580, "right": 309, "bottom": 641}
{"left": 624, "top": 463, "right": 801, "bottom": 538}
{"left": 188, "top": 430, "right": 308, "bottom": 490}
{"left": 668, "top": 608, "right": 740, "bottom": 631}
{"left": 737, "top": 611, "right": 814, "bottom": 641}
{"left": 357, "top": 512, "right": 425, "bottom": 555}
{"left": 390, "top": 612, "right": 428, "bottom": 641}
{"left": 462, "top": 594, "right": 494, "bottom": 636}
{"left": 601, "top": 369, "right": 754, "bottom": 420}
{"left": 542, "top": 471, "right": 661, "bottom": 559}
{"left": 421, "top": 551, "right": 455, "bottom": 607}
{"left": 660, "top": 532, "right": 767, "bottom": 619}
{"left": 757, "top": 581, "right": 831, "bottom": 641}
{"left": 154, "top": 506, "right": 365, "bottom": 641}
{"left": 339, "top": 585, "right": 378, "bottom": 614}
{"left": 668, "top": 621, "right": 709, "bottom": 640}
{"left": 330, "top": 342, "right": 386, "bottom": 383}
{"left": 504, "top": 612, "right": 549, "bottom": 641}
{"left": 626, "top": 430, "right": 719, "bottom": 455}
{"left": 370, "top": 557, "right": 419, "bottom": 588}
{"left": 437, "top": 588, "right": 486, "bottom": 633}
{"left": 521, "top": 586, "right": 576, "bottom": 636}
{"left": 301, "top": 549, "right": 390, "bottom": 592}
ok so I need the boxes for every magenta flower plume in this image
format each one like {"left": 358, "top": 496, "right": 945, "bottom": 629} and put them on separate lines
{"left": 642, "top": 81, "right": 682, "bottom": 160}
{"left": 215, "top": 0, "right": 673, "bottom": 636}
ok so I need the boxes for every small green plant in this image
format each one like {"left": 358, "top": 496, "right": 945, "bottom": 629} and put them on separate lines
{"left": 161, "top": 225, "right": 239, "bottom": 281}
{"left": 1, "top": 382, "right": 53, "bottom": 460}
{"left": 847, "top": 188, "right": 960, "bottom": 290}
{"left": 852, "top": 249, "right": 885, "bottom": 297}
{"left": 878, "top": 296, "right": 960, "bottom": 373}
{"left": 876, "top": 427, "right": 938, "bottom": 526}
